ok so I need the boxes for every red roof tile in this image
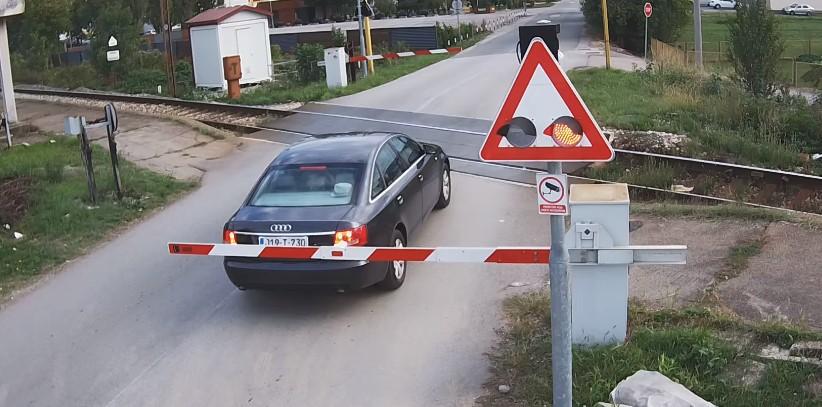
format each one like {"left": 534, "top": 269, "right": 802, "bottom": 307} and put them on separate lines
{"left": 185, "top": 6, "right": 272, "bottom": 28}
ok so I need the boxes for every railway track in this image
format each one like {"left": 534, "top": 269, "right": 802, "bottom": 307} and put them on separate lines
{"left": 15, "top": 87, "right": 822, "bottom": 216}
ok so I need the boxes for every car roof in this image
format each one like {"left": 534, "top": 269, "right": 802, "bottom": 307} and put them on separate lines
{"left": 271, "top": 132, "right": 402, "bottom": 166}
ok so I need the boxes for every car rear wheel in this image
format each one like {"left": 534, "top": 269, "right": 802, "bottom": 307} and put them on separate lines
{"left": 378, "top": 229, "right": 407, "bottom": 290}
{"left": 434, "top": 166, "right": 451, "bottom": 209}
{"left": 714, "top": 4, "right": 721, "bottom": 8}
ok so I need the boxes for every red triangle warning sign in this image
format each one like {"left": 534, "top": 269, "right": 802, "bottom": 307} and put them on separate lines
{"left": 479, "top": 39, "right": 614, "bottom": 162}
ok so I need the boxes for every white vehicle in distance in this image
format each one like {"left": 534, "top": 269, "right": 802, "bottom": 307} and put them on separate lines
{"left": 783, "top": 3, "right": 815, "bottom": 15}
{"left": 708, "top": 0, "right": 737, "bottom": 8}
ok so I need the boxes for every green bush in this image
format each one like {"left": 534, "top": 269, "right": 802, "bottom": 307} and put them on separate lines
{"left": 796, "top": 54, "right": 822, "bottom": 63}
{"left": 270, "top": 44, "right": 283, "bottom": 62}
{"left": 437, "top": 22, "right": 478, "bottom": 48}
{"left": 174, "top": 60, "right": 194, "bottom": 96}
{"left": 295, "top": 43, "right": 325, "bottom": 83}
{"left": 134, "top": 51, "right": 165, "bottom": 71}
{"left": 331, "top": 27, "right": 347, "bottom": 47}
{"left": 581, "top": 0, "right": 690, "bottom": 52}
{"left": 120, "top": 68, "right": 166, "bottom": 94}
{"left": 49, "top": 64, "right": 101, "bottom": 89}
{"left": 800, "top": 63, "right": 822, "bottom": 88}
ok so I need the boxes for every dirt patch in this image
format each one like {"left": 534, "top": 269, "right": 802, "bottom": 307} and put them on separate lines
{"left": 628, "top": 215, "right": 767, "bottom": 307}
{"left": 607, "top": 128, "right": 690, "bottom": 155}
{"left": 0, "top": 177, "right": 32, "bottom": 225}
{"left": 718, "top": 222, "right": 822, "bottom": 329}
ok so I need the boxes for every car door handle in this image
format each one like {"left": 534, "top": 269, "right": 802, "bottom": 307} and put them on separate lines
{"left": 396, "top": 195, "right": 404, "bottom": 205}
{"left": 418, "top": 174, "right": 424, "bottom": 182}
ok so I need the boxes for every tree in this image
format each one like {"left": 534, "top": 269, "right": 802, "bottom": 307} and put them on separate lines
{"left": 8, "top": 0, "right": 73, "bottom": 70}
{"left": 305, "top": 0, "right": 356, "bottom": 19}
{"left": 375, "top": 0, "right": 398, "bottom": 16}
{"left": 581, "top": 0, "right": 689, "bottom": 52}
{"left": 728, "top": 0, "right": 785, "bottom": 96}
{"left": 72, "top": 0, "right": 143, "bottom": 77}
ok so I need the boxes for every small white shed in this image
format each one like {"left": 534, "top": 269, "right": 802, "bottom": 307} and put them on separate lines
{"left": 186, "top": 6, "right": 273, "bottom": 89}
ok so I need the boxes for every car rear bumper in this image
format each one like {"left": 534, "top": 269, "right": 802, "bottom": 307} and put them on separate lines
{"left": 224, "top": 258, "right": 388, "bottom": 290}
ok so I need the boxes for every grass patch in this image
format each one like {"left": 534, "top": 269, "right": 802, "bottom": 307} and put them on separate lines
{"left": 585, "top": 157, "right": 676, "bottom": 189}
{"left": 224, "top": 54, "right": 449, "bottom": 105}
{"left": 723, "top": 239, "right": 764, "bottom": 279}
{"left": 568, "top": 68, "right": 822, "bottom": 171}
{"left": 0, "top": 137, "right": 193, "bottom": 298}
{"left": 482, "top": 291, "right": 822, "bottom": 406}
{"left": 631, "top": 202, "right": 794, "bottom": 222}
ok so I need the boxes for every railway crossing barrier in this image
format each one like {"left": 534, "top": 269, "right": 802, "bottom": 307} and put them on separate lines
{"left": 168, "top": 182, "right": 686, "bottom": 347}
{"left": 168, "top": 242, "right": 684, "bottom": 265}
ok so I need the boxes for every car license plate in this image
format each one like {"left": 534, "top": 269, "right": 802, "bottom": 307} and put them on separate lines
{"left": 258, "top": 236, "right": 309, "bottom": 247}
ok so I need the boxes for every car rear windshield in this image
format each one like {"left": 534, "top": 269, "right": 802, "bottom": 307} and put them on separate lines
{"left": 249, "top": 164, "right": 362, "bottom": 207}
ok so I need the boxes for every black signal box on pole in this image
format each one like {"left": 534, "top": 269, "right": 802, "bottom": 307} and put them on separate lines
{"left": 518, "top": 23, "right": 560, "bottom": 60}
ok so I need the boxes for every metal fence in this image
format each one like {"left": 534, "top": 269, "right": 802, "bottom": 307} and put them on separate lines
{"left": 675, "top": 39, "right": 822, "bottom": 58}
{"left": 651, "top": 39, "right": 822, "bottom": 89}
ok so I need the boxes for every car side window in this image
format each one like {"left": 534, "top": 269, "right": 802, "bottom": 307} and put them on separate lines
{"left": 374, "top": 145, "right": 405, "bottom": 193}
{"left": 388, "top": 136, "right": 424, "bottom": 167}
{"left": 371, "top": 165, "right": 386, "bottom": 198}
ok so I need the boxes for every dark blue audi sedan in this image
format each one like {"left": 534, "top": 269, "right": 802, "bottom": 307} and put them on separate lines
{"left": 223, "top": 133, "right": 451, "bottom": 291}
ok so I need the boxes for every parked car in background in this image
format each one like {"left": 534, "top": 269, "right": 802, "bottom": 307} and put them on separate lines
{"left": 783, "top": 3, "right": 815, "bottom": 15}
{"left": 708, "top": 0, "right": 737, "bottom": 8}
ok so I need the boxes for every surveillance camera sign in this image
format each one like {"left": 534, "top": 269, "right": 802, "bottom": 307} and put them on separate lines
{"left": 0, "top": 0, "right": 24, "bottom": 17}
{"left": 536, "top": 173, "right": 568, "bottom": 215}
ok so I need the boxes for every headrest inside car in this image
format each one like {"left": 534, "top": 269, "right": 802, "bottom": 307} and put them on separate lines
{"left": 332, "top": 182, "right": 353, "bottom": 197}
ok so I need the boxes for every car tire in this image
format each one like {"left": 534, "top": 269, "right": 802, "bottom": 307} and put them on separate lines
{"left": 790, "top": 10, "right": 795, "bottom": 14}
{"left": 434, "top": 165, "right": 451, "bottom": 210}
{"left": 714, "top": 4, "right": 721, "bottom": 9}
{"left": 378, "top": 229, "right": 407, "bottom": 290}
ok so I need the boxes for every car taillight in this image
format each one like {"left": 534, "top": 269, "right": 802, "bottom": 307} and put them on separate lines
{"left": 223, "top": 229, "right": 237, "bottom": 244}
{"left": 334, "top": 225, "right": 367, "bottom": 247}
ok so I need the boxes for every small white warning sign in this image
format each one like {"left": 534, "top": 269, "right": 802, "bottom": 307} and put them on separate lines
{"left": 536, "top": 173, "right": 568, "bottom": 215}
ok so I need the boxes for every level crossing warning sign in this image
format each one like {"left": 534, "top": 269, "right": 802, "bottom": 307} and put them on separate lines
{"left": 479, "top": 38, "right": 614, "bottom": 162}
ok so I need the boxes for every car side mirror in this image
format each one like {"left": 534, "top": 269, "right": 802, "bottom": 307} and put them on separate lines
{"left": 423, "top": 144, "right": 438, "bottom": 155}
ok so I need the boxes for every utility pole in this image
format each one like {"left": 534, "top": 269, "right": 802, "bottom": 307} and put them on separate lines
{"left": 160, "top": 0, "right": 177, "bottom": 97}
{"left": 357, "top": 1, "right": 368, "bottom": 78}
{"left": 693, "top": 0, "right": 703, "bottom": 69}
{"left": 601, "top": 0, "right": 612, "bottom": 69}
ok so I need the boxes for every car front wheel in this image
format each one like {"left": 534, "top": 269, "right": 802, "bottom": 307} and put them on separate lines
{"left": 714, "top": 4, "right": 721, "bottom": 8}
{"left": 434, "top": 165, "right": 451, "bottom": 209}
{"left": 378, "top": 229, "right": 407, "bottom": 290}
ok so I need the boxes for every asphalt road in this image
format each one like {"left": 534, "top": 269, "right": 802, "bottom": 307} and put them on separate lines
{"left": 330, "top": 0, "right": 590, "bottom": 120}
{"left": 0, "top": 136, "right": 549, "bottom": 406}
{"left": 0, "top": 4, "right": 582, "bottom": 405}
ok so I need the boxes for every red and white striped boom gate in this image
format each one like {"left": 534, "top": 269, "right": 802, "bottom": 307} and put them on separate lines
{"left": 348, "top": 47, "right": 462, "bottom": 63}
{"left": 317, "top": 48, "right": 462, "bottom": 67}
{"left": 167, "top": 243, "right": 686, "bottom": 265}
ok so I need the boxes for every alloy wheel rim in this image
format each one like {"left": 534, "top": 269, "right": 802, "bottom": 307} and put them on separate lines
{"left": 442, "top": 170, "right": 450, "bottom": 201}
{"left": 393, "top": 238, "right": 405, "bottom": 279}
